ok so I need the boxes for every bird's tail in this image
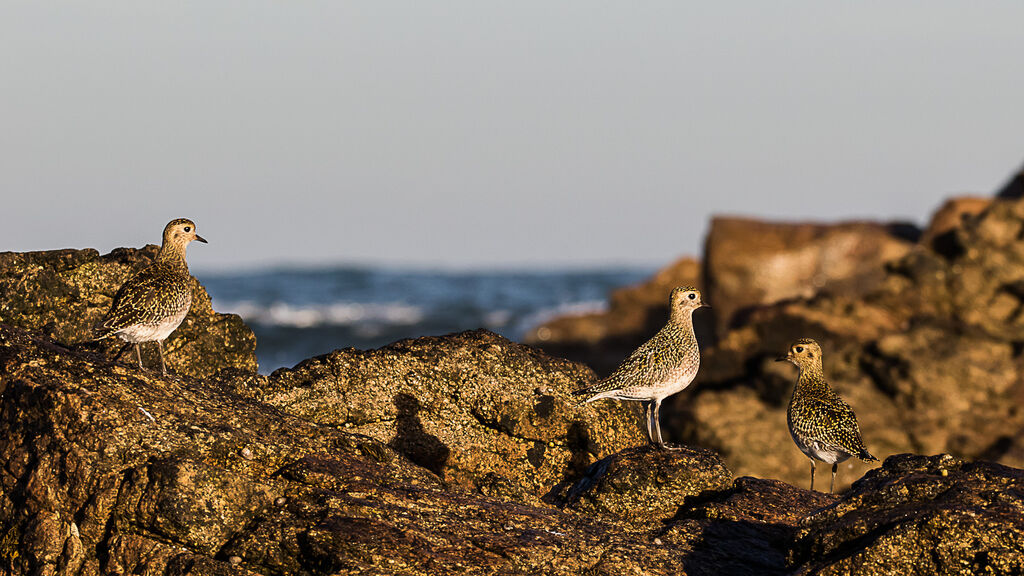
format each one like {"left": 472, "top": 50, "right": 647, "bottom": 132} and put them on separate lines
{"left": 858, "top": 449, "right": 879, "bottom": 462}
{"left": 92, "top": 322, "right": 117, "bottom": 342}
{"left": 571, "top": 383, "right": 597, "bottom": 406}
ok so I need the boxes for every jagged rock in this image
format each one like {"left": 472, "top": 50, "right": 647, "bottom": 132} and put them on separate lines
{"left": 790, "top": 453, "right": 1024, "bottom": 575}
{"left": 0, "top": 247, "right": 257, "bottom": 378}
{"left": 921, "top": 196, "right": 992, "bottom": 255}
{"left": 237, "top": 329, "right": 645, "bottom": 502}
{"left": 0, "top": 323, "right": 435, "bottom": 575}
{"left": 996, "top": 161, "right": 1024, "bottom": 199}
{"left": 703, "top": 217, "right": 918, "bottom": 335}
{"left": 2, "top": 318, "right": 1024, "bottom": 575}
{"left": 525, "top": 256, "right": 707, "bottom": 377}
{"left": 561, "top": 445, "right": 732, "bottom": 524}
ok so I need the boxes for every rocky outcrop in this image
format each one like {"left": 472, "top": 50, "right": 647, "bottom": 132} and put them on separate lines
{"left": 0, "top": 247, "right": 257, "bottom": 378}
{"left": 921, "top": 196, "right": 992, "bottom": 253}
{"left": 703, "top": 217, "right": 918, "bottom": 335}
{"left": 237, "top": 330, "right": 643, "bottom": 503}
{"left": 790, "top": 453, "right": 1024, "bottom": 575}
{"left": 561, "top": 445, "right": 732, "bottom": 524}
{"left": 1, "top": 319, "right": 1023, "bottom": 574}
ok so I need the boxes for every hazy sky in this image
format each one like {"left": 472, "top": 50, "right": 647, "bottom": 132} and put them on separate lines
{"left": 2, "top": 2, "right": 1022, "bottom": 270}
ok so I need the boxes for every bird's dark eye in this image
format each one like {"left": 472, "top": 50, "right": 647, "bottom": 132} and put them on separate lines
{"left": 184, "top": 226, "right": 191, "bottom": 232}
{"left": 688, "top": 293, "right": 696, "bottom": 300}
{"left": 795, "top": 346, "right": 804, "bottom": 353}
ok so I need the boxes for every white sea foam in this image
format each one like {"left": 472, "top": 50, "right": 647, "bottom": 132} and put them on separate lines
{"left": 218, "top": 300, "right": 425, "bottom": 328}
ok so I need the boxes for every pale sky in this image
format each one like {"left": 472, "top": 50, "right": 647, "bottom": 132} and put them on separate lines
{"left": 2, "top": 2, "right": 1022, "bottom": 271}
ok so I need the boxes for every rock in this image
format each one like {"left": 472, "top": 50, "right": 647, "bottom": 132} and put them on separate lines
{"left": 527, "top": 189, "right": 1024, "bottom": 493}
{"left": 921, "top": 195, "right": 992, "bottom": 255}
{"left": 996, "top": 161, "right": 1024, "bottom": 199}
{"left": 525, "top": 256, "right": 708, "bottom": 377}
{"left": 790, "top": 453, "right": 1024, "bottom": 575}
{"left": 703, "top": 217, "right": 918, "bottom": 335}
{"left": 2, "top": 318, "right": 1023, "bottom": 574}
{"left": 238, "top": 329, "right": 645, "bottom": 502}
{"left": 561, "top": 445, "right": 732, "bottom": 524}
{"left": 0, "top": 247, "right": 257, "bottom": 378}
{"left": 682, "top": 196, "right": 1024, "bottom": 491}
{"left": 661, "top": 476, "right": 837, "bottom": 576}
{"left": 0, "top": 322, "right": 747, "bottom": 575}
{"left": 0, "top": 323, "right": 434, "bottom": 575}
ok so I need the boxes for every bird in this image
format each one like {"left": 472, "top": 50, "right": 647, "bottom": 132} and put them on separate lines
{"left": 573, "top": 286, "right": 708, "bottom": 449}
{"left": 94, "top": 218, "right": 207, "bottom": 375}
{"left": 777, "top": 338, "right": 877, "bottom": 493}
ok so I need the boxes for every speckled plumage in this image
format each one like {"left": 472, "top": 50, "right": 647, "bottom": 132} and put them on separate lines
{"left": 95, "top": 218, "right": 207, "bottom": 375}
{"left": 779, "top": 338, "right": 877, "bottom": 493}
{"left": 574, "top": 286, "right": 707, "bottom": 448}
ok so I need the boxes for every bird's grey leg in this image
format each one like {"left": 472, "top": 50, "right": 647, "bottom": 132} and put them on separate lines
{"left": 157, "top": 340, "right": 168, "bottom": 376}
{"left": 135, "top": 344, "right": 144, "bottom": 370}
{"left": 809, "top": 460, "right": 816, "bottom": 492}
{"left": 830, "top": 462, "right": 838, "bottom": 494}
{"left": 653, "top": 399, "right": 667, "bottom": 448}
{"left": 643, "top": 401, "right": 654, "bottom": 444}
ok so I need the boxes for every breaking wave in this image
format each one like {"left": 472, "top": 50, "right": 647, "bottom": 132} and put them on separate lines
{"left": 201, "top": 266, "right": 650, "bottom": 373}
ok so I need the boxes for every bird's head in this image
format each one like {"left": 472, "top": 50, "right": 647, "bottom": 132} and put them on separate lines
{"left": 777, "top": 338, "right": 823, "bottom": 369}
{"left": 669, "top": 286, "right": 709, "bottom": 317}
{"left": 162, "top": 218, "right": 208, "bottom": 249}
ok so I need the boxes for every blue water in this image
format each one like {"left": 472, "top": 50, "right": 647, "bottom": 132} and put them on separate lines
{"left": 201, "top": 266, "right": 651, "bottom": 374}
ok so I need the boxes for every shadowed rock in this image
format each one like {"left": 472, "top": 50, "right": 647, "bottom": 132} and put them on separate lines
{"left": 388, "top": 392, "right": 450, "bottom": 476}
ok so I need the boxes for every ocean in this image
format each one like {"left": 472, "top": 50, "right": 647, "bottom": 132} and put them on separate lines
{"left": 200, "top": 266, "right": 652, "bottom": 374}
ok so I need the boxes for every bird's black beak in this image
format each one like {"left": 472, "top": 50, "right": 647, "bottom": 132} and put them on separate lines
{"left": 775, "top": 355, "right": 789, "bottom": 363}
{"left": 194, "top": 234, "right": 208, "bottom": 244}
{"left": 701, "top": 302, "right": 711, "bottom": 309}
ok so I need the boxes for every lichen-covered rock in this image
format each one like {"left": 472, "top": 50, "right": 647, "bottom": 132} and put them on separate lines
{"left": 790, "top": 453, "right": 1024, "bottom": 575}
{"left": 239, "top": 329, "right": 645, "bottom": 502}
{"left": 0, "top": 323, "right": 434, "bottom": 575}
{"left": 562, "top": 445, "right": 733, "bottom": 524}
{"left": 0, "top": 247, "right": 257, "bottom": 378}
{"left": 2, "top": 320, "right": 1023, "bottom": 575}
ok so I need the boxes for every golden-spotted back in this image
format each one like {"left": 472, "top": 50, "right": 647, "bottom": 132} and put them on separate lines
{"left": 573, "top": 286, "right": 709, "bottom": 448}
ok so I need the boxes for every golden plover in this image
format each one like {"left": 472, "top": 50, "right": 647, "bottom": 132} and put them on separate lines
{"left": 95, "top": 218, "right": 207, "bottom": 375}
{"left": 573, "top": 286, "right": 708, "bottom": 449}
{"left": 777, "top": 338, "right": 877, "bottom": 493}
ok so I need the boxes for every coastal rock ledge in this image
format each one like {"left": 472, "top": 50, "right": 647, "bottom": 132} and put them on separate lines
{"left": 0, "top": 246, "right": 1023, "bottom": 575}
{"left": 0, "top": 313, "right": 1022, "bottom": 573}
